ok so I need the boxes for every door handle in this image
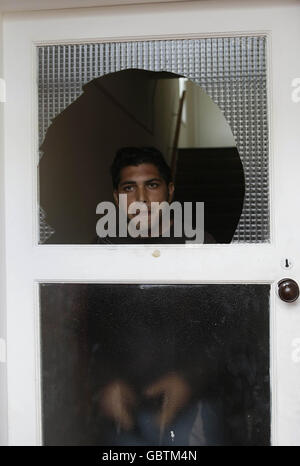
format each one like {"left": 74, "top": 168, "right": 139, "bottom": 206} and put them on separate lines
{"left": 277, "top": 278, "right": 299, "bottom": 303}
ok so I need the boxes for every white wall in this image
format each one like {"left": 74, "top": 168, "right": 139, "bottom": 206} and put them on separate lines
{"left": 0, "top": 10, "right": 8, "bottom": 446}
{"left": 179, "top": 82, "right": 236, "bottom": 148}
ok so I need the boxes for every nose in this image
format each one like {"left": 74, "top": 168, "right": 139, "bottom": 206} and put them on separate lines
{"left": 136, "top": 186, "right": 147, "bottom": 203}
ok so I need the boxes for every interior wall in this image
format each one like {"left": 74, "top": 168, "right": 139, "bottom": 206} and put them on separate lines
{"left": 39, "top": 71, "right": 181, "bottom": 243}
{"left": 39, "top": 74, "right": 158, "bottom": 243}
{"left": 179, "top": 82, "right": 236, "bottom": 148}
{"left": 154, "top": 78, "right": 179, "bottom": 163}
{"left": 0, "top": 10, "right": 8, "bottom": 446}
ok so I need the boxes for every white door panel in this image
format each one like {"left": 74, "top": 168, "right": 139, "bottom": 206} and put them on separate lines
{"left": 2, "top": 2, "right": 300, "bottom": 445}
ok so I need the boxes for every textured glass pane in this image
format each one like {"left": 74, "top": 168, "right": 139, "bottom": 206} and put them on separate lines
{"left": 40, "top": 283, "right": 270, "bottom": 446}
{"left": 38, "top": 37, "right": 269, "bottom": 243}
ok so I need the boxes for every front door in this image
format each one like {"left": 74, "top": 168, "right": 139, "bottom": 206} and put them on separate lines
{"left": 3, "top": 1, "right": 300, "bottom": 445}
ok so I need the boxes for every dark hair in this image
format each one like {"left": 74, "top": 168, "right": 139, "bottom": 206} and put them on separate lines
{"left": 110, "top": 147, "right": 172, "bottom": 189}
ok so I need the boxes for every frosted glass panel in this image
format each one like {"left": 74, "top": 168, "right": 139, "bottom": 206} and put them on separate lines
{"left": 38, "top": 37, "right": 269, "bottom": 243}
{"left": 40, "top": 283, "right": 270, "bottom": 446}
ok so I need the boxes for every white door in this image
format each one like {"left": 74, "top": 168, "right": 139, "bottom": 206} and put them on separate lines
{"left": 2, "top": 2, "right": 300, "bottom": 445}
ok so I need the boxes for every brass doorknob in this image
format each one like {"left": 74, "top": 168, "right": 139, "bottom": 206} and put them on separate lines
{"left": 278, "top": 278, "right": 299, "bottom": 303}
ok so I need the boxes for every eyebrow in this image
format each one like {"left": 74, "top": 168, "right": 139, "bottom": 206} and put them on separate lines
{"left": 119, "top": 177, "right": 162, "bottom": 187}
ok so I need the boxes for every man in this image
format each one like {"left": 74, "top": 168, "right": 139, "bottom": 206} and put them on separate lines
{"left": 87, "top": 148, "right": 221, "bottom": 446}
{"left": 96, "top": 146, "right": 215, "bottom": 244}
{"left": 86, "top": 284, "right": 221, "bottom": 446}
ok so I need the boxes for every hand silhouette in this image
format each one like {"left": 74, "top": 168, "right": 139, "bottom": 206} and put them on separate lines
{"left": 99, "top": 380, "right": 137, "bottom": 431}
{"left": 144, "top": 371, "right": 192, "bottom": 431}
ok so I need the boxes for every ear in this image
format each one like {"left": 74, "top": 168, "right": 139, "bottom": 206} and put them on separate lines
{"left": 167, "top": 182, "right": 175, "bottom": 202}
{"left": 113, "top": 190, "right": 119, "bottom": 206}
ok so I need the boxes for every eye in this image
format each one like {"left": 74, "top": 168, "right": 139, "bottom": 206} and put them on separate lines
{"left": 147, "top": 182, "right": 160, "bottom": 189}
{"left": 123, "top": 185, "right": 134, "bottom": 192}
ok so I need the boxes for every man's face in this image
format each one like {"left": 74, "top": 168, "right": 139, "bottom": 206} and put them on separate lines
{"left": 113, "top": 163, "right": 174, "bottom": 230}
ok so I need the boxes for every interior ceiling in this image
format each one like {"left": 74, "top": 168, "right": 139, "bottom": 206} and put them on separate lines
{"left": 0, "top": 0, "right": 203, "bottom": 13}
